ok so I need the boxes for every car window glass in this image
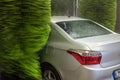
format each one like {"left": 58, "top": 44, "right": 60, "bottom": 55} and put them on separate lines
{"left": 56, "top": 20, "right": 111, "bottom": 39}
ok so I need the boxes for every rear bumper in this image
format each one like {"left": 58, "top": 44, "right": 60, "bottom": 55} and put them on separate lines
{"left": 61, "top": 64, "right": 120, "bottom": 80}
{"left": 78, "top": 66, "right": 114, "bottom": 80}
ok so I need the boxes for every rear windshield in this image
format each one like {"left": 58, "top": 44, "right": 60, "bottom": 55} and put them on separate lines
{"left": 56, "top": 20, "right": 111, "bottom": 39}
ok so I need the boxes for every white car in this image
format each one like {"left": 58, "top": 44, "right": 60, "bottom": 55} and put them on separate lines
{"left": 40, "top": 16, "right": 120, "bottom": 80}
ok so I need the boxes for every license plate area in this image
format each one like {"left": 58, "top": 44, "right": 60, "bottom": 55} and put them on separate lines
{"left": 113, "top": 69, "right": 120, "bottom": 80}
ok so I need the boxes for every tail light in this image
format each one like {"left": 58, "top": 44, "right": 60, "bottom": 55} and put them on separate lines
{"left": 67, "top": 49, "right": 102, "bottom": 65}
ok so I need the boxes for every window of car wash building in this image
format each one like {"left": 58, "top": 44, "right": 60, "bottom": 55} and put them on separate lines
{"left": 51, "top": 0, "right": 79, "bottom": 16}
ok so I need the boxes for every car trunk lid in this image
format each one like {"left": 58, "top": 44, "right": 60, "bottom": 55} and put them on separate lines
{"left": 75, "top": 34, "right": 120, "bottom": 67}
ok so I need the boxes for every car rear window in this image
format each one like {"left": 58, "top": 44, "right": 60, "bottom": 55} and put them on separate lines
{"left": 56, "top": 20, "right": 111, "bottom": 39}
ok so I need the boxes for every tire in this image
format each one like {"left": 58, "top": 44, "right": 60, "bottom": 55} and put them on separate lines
{"left": 41, "top": 63, "right": 61, "bottom": 80}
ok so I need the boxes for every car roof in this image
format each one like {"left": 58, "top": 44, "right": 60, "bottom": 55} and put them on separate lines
{"left": 51, "top": 16, "right": 87, "bottom": 23}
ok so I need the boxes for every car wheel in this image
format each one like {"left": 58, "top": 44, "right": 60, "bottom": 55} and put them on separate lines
{"left": 41, "top": 63, "right": 61, "bottom": 80}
